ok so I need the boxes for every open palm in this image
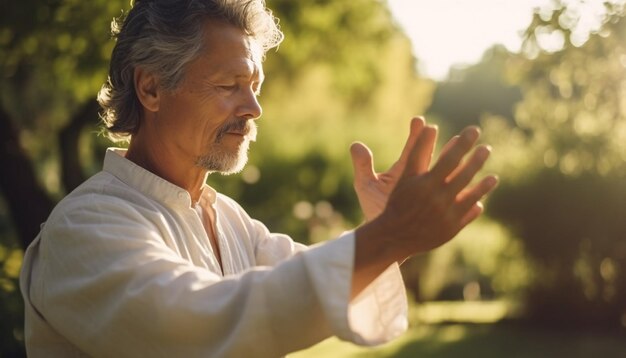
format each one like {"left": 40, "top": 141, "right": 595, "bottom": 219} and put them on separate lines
{"left": 350, "top": 118, "right": 433, "bottom": 221}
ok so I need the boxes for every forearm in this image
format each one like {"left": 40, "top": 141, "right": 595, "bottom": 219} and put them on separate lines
{"left": 352, "top": 219, "right": 406, "bottom": 299}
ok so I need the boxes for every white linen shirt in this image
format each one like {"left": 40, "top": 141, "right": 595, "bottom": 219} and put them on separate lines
{"left": 20, "top": 148, "right": 408, "bottom": 357}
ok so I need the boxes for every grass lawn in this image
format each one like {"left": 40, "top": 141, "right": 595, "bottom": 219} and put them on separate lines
{"left": 290, "top": 322, "right": 626, "bottom": 357}
{"left": 290, "top": 302, "right": 626, "bottom": 357}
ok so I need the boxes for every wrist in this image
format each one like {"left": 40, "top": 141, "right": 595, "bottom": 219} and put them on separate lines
{"left": 354, "top": 215, "right": 406, "bottom": 269}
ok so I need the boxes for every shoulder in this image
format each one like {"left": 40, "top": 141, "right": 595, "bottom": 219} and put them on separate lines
{"left": 39, "top": 173, "right": 168, "bottom": 259}
{"left": 46, "top": 172, "right": 155, "bottom": 229}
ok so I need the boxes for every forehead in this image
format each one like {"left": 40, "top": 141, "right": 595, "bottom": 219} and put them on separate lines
{"left": 191, "top": 21, "right": 264, "bottom": 78}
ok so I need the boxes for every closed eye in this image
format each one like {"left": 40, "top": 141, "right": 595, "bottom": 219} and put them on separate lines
{"left": 218, "top": 84, "right": 237, "bottom": 92}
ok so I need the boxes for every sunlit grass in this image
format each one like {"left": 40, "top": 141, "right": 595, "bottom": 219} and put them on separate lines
{"left": 412, "top": 301, "right": 521, "bottom": 324}
{"left": 290, "top": 301, "right": 626, "bottom": 358}
{"left": 291, "top": 300, "right": 511, "bottom": 358}
{"left": 291, "top": 322, "right": 626, "bottom": 358}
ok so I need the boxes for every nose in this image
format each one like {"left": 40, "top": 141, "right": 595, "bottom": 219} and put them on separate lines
{"left": 237, "top": 88, "right": 262, "bottom": 120}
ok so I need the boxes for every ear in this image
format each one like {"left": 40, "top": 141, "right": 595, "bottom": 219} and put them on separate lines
{"left": 134, "top": 67, "right": 160, "bottom": 113}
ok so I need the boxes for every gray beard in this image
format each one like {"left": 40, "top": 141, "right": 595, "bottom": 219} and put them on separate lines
{"left": 195, "top": 139, "right": 251, "bottom": 175}
{"left": 195, "top": 120, "right": 257, "bottom": 175}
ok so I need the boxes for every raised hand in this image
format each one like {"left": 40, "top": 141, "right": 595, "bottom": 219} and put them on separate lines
{"left": 351, "top": 118, "right": 498, "bottom": 297}
{"left": 350, "top": 117, "right": 427, "bottom": 221}
{"left": 377, "top": 121, "right": 498, "bottom": 257}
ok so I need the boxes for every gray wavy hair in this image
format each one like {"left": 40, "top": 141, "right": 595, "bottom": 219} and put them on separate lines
{"left": 97, "top": 0, "right": 283, "bottom": 142}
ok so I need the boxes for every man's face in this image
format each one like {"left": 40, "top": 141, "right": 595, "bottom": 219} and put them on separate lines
{"left": 155, "top": 21, "right": 264, "bottom": 174}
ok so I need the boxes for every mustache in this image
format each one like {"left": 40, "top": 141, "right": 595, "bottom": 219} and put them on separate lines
{"left": 216, "top": 118, "right": 257, "bottom": 142}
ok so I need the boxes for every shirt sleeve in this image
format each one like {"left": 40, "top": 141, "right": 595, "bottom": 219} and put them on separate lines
{"left": 228, "top": 196, "right": 409, "bottom": 344}
{"left": 302, "top": 234, "right": 408, "bottom": 345}
{"left": 248, "top": 210, "right": 408, "bottom": 346}
{"left": 24, "top": 195, "right": 407, "bottom": 357}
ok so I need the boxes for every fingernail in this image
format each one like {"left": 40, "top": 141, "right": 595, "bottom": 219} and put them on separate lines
{"left": 479, "top": 145, "right": 492, "bottom": 156}
{"left": 474, "top": 147, "right": 490, "bottom": 161}
{"left": 463, "top": 127, "right": 480, "bottom": 142}
{"left": 487, "top": 175, "right": 499, "bottom": 187}
{"left": 413, "top": 117, "right": 425, "bottom": 125}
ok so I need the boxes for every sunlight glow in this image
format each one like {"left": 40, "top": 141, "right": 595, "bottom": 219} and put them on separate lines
{"left": 387, "top": 0, "right": 551, "bottom": 80}
{"left": 388, "top": 0, "right": 626, "bottom": 79}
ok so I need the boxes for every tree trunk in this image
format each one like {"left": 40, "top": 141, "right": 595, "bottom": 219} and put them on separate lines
{"left": 0, "top": 105, "right": 55, "bottom": 250}
{"left": 59, "top": 98, "right": 100, "bottom": 192}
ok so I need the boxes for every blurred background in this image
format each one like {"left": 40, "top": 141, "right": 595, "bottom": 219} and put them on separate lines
{"left": 1, "top": 0, "right": 626, "bottom": 356}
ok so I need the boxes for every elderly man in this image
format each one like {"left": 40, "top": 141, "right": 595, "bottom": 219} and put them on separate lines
{"left": 20, "top": 0, "right": 498, "bottom": 356}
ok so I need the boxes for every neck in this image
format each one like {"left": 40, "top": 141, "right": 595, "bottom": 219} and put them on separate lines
{"left": 126, "top": 130, "right": 208, "bottom": 204}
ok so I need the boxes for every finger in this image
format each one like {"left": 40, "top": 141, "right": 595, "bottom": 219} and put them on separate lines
{"left": 397, "top": 117, "right": 426, "bottom": 164}
{"left": 418, "top": 125, "right": 438, "bottom": 173}
{"left": 440, "top": 135, "right": 459, "bottom": 158}
{"left": 444, "top": 201, "right": 484, "bottom": 241}
{"left": 431, "top": 126, "right": 480, "bottom": 182}
{"left": 446, "top": 145, "right": 492, "bottom": 196}
{"left": 453, "top": 175, "right": 499, "bottom": 216}
{"left": 437, "top": 136, "right": 459, "bottom": 181}
{"left": 458, "top": 202, "right": 484, "bottom": 228}
{"left": 440, "top": 136, "right": 465, "bottom": 183}
{"left": 350, "top": 142, "right": 377, "bottom": 182}
{"left": 404, "top": 125, "right": 438, "bottom": 176}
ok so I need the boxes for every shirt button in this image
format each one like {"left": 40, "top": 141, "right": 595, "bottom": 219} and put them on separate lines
{"left": 178, "top": 192, "right": 185, "bottom": 199}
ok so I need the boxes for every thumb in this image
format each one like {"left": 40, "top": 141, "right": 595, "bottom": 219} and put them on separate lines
{"left": 350, "top": 142, "right": 376, "bottom": 182}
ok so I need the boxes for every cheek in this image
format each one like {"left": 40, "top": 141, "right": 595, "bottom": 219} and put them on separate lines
{"left": 162, "top": 87, "right": 234, "bottom": 147}
{"left": 198, "top": 121, "right": 221, "bottom": 143}
{"left": 196, "top": 100, "right": 233, "bottom": 143}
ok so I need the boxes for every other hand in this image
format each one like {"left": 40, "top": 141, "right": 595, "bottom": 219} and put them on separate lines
{"left": 350, "top": 117, "right": 425, "bottom": 221}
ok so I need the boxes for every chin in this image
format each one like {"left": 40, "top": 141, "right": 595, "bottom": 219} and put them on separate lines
{"left": 197, "top": 141, "right": 250, "bottom": 175}
{"left": 218, "top": 156, "right": 248, "bottom": 175}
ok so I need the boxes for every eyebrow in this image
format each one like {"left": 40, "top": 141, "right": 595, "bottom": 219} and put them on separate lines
{"left": 213, "top": 64, "right": 264, "bottom": 82}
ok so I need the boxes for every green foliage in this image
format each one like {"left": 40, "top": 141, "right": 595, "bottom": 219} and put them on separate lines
{"left": 511, "top": 0, "right": 626, "bottom": 177}
{"left": 427, "top": 45, "right": 523, "bottom": 136}
{"left": 266, "top": 0, "right": 398, "bottom": 104}
{"left": 0, "top": 199, "right": 25, "bottom": 356}
{"left": 420, "top": 0, "right": 626, "bottom": 328}
{"left": 489, "top": 170, "right": 626, "bottom": 326}
{"left": 483, "top": 0, "right": 626, "bottom": 326}
{"left": 414, "top": 218, "right": 531, "bottom": 302}
{"left": 0, "top": 0, "right": 129, "bottom": 198}
{"left": 1, "top": 0, "right": 126, "bottom": 123}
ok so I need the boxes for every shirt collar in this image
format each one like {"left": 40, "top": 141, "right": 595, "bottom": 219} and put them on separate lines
{"left": 103, "top": 148, "right": 218, "bottom": 207}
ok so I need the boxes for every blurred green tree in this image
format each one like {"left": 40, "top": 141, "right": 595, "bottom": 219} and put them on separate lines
{"left": 484, "top": 0, "right": 626, "bottom": 327}
{"left": 427, "top": 44, "right": 523, "bottom": 136}
{"left": 0, "top": 0, "right": 128, "bottom": 249}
